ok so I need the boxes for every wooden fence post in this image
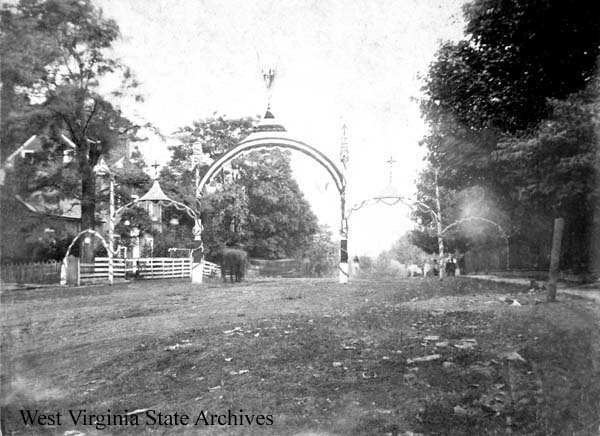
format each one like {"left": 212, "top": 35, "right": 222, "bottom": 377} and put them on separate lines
{"left": 66, "top": 255, "right": 80, "bottom": 286}
{"left": 547, "top": 217, "right": 565, "bottom": 302}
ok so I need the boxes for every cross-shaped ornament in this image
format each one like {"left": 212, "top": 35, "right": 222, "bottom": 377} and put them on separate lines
{"left": 151, "top": 161, "right": 160, "bottom": 179}
{"left": 386, "top": 155, "right": 396, "bottom": 184}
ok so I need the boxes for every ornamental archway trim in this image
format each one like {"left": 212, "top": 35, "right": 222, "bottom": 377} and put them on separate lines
{"left": 107, "top": 193, "right": 203, "bottom": 284}
{"left": 197, "top": 137, "right": 346, "bottom": 196}
{"left": 60, "top": 229, "right": 110, "bottom": 285}
{"left": 440, "top": 216, "right": 510, "bottom": 270}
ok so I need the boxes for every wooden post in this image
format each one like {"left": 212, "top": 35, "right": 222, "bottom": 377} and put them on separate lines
{"left": 66, "top": 255, "right": 80, "bottom": 286}
{"left": 547, "top": 217, "right": 565, "bottom": 302}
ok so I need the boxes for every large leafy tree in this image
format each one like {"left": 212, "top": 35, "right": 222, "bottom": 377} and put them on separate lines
{"left": 423, "top": 0, "right": 600, "bottom": 135}
{"left": 0, "top": 0, "right": 59, "bottom": 158}
{"left": 161, "top": 116, "right": 320, "bottom": 260}
{"left": 492, "top": 82, "right": 599, "bottom": 216}
{"left": 492, "top": 79, "right": 600, "bottom": 269}
{"left": 158, "top": 116, "right": 255, "bottom": 257}
{"left": 1, "top": 0, "right": 142, "bottom": 261}
{"left": 160, "top": 116, "right": 255, "bottom": 206}
{"left": 418, "top": 0, "right": 600, "bottom": 271}
{"left": 235, "top": 149, "right": 319, "bottom": 259}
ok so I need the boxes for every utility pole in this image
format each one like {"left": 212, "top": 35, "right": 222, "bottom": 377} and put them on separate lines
{"left": 547, "top": 217, "right": 565, "bottom": 302}
{"left": 339, "top": 123, "right": 349, "bottom": 284}
{"left": 108, "top": 175, "right": 114, "bottom": 285}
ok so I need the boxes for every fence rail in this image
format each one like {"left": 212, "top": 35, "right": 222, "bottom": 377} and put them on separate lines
{"left": 203, "top": 260, "right": 221, "bottom": 277}
{"left": 1, "top": 261, "right": 62, "bottom": 284}
{"left": 84, "top": 257, "right": 192, "bottom": 281}
{"left": 3, "top": 257, "right": 221, "bottom": 285}
{"left": 137, "top": 258, "right": 191, "bottom": 279}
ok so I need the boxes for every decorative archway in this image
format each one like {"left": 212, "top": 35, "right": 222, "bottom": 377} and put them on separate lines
{"left": 195, "top": 112, "right": 350, "bottom": 283}
{"left": 441, "top": 216, "right": 510, "bottom": 270}
{"left": 345, "top": 185, "right": 510, "bottom": 276}
{"left": 60, "top": 229, "right": 110, "bottom": 285}
{"left": 197, "top": 137, "right": 345, "bottom": 196}
{"left": 107, "top": 179, "right": 203, "bottom": 284}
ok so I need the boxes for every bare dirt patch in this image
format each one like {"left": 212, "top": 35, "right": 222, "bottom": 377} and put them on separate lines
{"left": 1, "top": 277, "right": 598, "bottom": 435}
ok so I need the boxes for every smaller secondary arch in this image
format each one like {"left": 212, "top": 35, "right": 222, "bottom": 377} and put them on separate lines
{"left": 196, "top": 137, "right": 346, "bottom": 196}
{"left": 60, "top": 229, "right": 111, "bottom": 285}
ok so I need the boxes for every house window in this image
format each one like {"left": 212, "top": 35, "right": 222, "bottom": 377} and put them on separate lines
{"left": 21, "top": 150, "right": 35, "bottom": 164}
{"left": 63, "top": 150, "right": 74, "bottom": 164}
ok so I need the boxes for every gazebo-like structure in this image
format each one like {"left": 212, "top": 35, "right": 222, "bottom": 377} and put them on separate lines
{"left": 108, "top": 178, "right": 203, "bottom": 284}
{"left": 61, "top": 161, "right": 203, "bottom": 285}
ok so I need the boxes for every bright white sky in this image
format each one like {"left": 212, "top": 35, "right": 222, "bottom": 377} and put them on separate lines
{"left": 96, "top": 0, "right": 466, "bottom": 257}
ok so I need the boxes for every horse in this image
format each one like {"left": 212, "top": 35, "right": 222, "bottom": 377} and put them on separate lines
{"left": 220, "top": 248, "right": 248, "bottom": 282}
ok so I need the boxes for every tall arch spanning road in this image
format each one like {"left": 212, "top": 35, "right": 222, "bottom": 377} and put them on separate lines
{"left": 195, "top": 111, "right": 350, "bottom": 283}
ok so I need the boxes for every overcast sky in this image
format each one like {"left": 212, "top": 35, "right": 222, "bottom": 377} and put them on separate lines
{"left": 96, "top": 0, "right": 466, "bottom": 256}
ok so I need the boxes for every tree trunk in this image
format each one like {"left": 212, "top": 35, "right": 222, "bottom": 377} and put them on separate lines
{"left": 547, "top": 217, "right": 565, "bottom": 302}
{"left": 80, "top": 162, "right": 97, "bottom": 263}
{"left": 435, "top": 169, "right": 445, "bottom": 280}
{"left": 0, "top": 78, "right": 16, "bottom": 160}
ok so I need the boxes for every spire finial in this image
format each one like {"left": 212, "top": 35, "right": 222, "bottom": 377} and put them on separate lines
{"left": 262, "top": 67, "right": 275, "bottom": 89}
{"left": 262, "top": 67, "right": 276, "bottom": 112}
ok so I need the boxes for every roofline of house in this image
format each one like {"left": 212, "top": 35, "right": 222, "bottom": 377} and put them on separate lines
{"left": 13, "top": 194, "right": 87, "bottom": 223}
{"left": 3, "top": 133, "right": 76, "bottom": 167}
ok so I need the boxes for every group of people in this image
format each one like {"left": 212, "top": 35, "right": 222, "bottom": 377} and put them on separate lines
{"left": 444, "top": 256, "right": 460, "bottom": 276}
{"left": 421, "top": 255, "right": 462, "bottom": 277}
{"left": 353, "top": 254, "right": 465, "bottom": 278}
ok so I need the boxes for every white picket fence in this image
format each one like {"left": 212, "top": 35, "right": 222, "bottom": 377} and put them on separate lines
{"left": 79, "top": 257, "right": 220, "bottom": 282}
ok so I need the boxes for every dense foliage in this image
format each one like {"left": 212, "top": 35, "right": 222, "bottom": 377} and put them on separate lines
{"left": 1, "top": 0, "right": 144, "bottom": 261}
{"left": 161, "top": 116, "right": 324, "bottom": 262}
{"left": 416, "top": 0, "right": 600, "bottom": 272}
{"left": 300, "top": 225, "right": 338, "bottom": 277}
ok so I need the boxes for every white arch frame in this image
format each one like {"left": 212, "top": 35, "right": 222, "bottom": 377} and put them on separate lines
{"left": 197, "top": 137, "right": 345, "bottom": 195}
{"left": 60, "top": 229, "right": 110, "bottom": 285}
{"left": 441, "top": 216, "right": 510, "bottom": 270}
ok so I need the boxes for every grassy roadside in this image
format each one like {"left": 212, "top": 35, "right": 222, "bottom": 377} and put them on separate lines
{"left": 1, "top": 277, "right": 599, "bottom": 435}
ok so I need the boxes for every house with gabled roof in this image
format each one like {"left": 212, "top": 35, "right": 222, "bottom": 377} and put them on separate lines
{"left": 0, "top": 134, "right": 103, "bottom": 262}
{"left": 0, "top": 190, "right": 82, "bottom": 262}
{"left": 0, "top": 134, "right": 76, "bottom": 184}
